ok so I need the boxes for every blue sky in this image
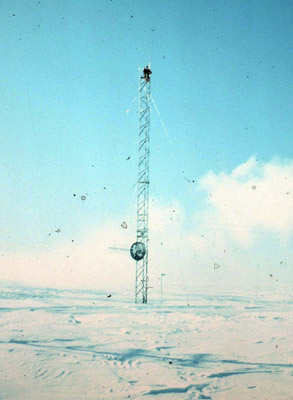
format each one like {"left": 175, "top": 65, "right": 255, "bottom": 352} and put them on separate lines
{"left": 0, "top": 0, "right": 293, "bottom": 292}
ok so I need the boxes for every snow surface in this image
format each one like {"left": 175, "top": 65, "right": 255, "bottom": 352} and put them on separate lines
{"left": 0, "top": 284, "right": 292, "bottom": 399}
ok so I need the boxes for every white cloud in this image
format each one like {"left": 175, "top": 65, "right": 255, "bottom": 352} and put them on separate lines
{"left": 1, "top": 158, "right": 293, "bottom": 295}
{"left": 200, "top": 157, "right": 293, "bottom": 244}
{"left": 1, "top": 221, "right": 136, "bottom": 291}
{"left": 231, "top": 156, "right": 258, "bottom": 178}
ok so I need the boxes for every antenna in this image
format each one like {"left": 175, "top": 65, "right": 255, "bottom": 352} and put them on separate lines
{"left": 130, "top": 66, "right": 152, "bottom": 304}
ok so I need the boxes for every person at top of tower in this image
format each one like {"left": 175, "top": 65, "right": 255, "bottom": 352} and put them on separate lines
{"left": 143, "top": 65, "right": 152, "bottom": 82}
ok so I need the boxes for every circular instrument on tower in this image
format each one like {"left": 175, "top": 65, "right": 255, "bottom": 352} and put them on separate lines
{"left": 130, "top": 242, "right": 146, "bottom": 261}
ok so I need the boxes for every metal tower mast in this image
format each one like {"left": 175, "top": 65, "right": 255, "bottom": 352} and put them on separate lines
{"left": 134, "top": 74, "right": 151, "bottom": 304}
